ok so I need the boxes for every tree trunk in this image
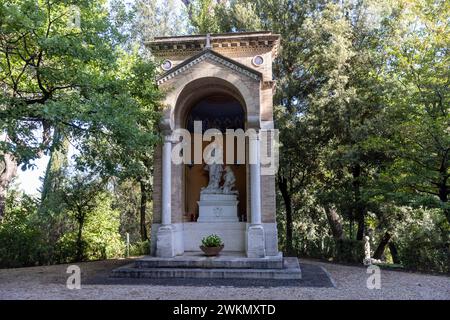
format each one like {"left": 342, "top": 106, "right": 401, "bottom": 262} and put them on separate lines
{"left": 352, "top": 164, "right": 365, "bottom": 240}
{"left": 373, "top": 231, "right": 392, "bottom": 260}
{"left": 389, "top": 241, "right": 400, "bottom": 264}
{"left": 40, "top": 131, "right": 69, "bottom": 204}
{"left": 139, "top": 180, "right": 148, "bottom": 241}
{"left": 324, "top": 205, "right": 344, "bottom": 239}
{"left": 75, "top": 215, "right": 85, "bottom": 262}
{"left": 438, "top": 175, "right": 449, "bottom": 224}
{"left": 285, "top": 197, "right": 293, "bottom": 255}
{"left": 438, "top": 149, "right": 449, "bottom": 224}
{"left": 278, "top": 174, "right": 293, "bottom": 254}
{"left": 438, "top": 180, "right": 449, "bottom": 224}
{"left": 0, "top": 144, "right": 18, "bottom": 221}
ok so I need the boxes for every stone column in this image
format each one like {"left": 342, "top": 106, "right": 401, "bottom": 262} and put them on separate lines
{"left": 247, "top": 131, "right": 266, "bottom": 258}
{"left": 162, "top": 137, "right": 172, "bottom": 225}
{"left": 156, "top": 135, "right": 175, "bottom": 257}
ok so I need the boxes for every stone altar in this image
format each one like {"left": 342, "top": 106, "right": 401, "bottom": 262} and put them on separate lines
{"left": 197, "top": 165, "right": 239, "bottom": 222}
{"left": 197, "top": 193, "right": 239, "bottom": 222}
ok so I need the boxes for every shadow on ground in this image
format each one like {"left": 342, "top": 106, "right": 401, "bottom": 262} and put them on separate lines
{"left": 84, "top": 263, "right": 335, "bottom": 288}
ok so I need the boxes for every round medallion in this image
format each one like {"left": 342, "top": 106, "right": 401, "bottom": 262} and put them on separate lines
{"left": 161, "top": 59, "right": 173, "bottom": 71}
{"left": 252, "top": 55, "right": 264, "bottom": 67}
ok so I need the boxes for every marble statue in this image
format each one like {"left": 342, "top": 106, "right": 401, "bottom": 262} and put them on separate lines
{"left": 363, "top": 235, "right": 372, "bottom": 266}
{"left": 222, "top": 166, "right": 238, "bottom": 195}
{"left": 201, "top": 163, "right": 223, "bottom": 194}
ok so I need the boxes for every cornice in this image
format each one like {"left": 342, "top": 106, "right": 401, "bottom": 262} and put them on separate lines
{"left": 148, "top": 32, "right": 281, "bottom": 59}
{"left": 157, "top": 50, "right": 262, "bottom": 86}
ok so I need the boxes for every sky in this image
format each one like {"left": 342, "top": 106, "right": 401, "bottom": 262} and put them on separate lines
{"left": 16, "top": 155, "right": 49, "bottom": 195}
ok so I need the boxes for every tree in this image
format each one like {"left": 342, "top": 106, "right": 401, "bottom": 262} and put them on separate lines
{"left": 107, "top": 0, "right": 193, "bottom": 241}
{"left": 0, "top": 0, "right": 161, "bottom": 216}
{"left": 186, "top": 0, "right": 261, "bottom": 33}
{"left": 61, "top": 174, "right": 105, "bottom": 261}
{"left": 110, "top": 0, "right": 191, "bottom": 56}
{"left": 0, "top": 135, "right": 17, "bottom": 221}
{"left": 187, "top": 0, "right": 222, "bottom": 33}
{"left": 380, "top": 0, "right": 450, "bottom": 224}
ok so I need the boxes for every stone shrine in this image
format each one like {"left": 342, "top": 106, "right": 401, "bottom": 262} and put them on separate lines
{"left": 112, "top": 32, "right": 301, "bottom": 280}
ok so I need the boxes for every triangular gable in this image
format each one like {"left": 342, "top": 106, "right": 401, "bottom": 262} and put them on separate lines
{"left": 157, "top": 49, "right": 262, "bottom": 85}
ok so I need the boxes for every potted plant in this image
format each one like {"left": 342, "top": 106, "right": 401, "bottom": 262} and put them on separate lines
{"left": 200, "top": 234, "right": 224, "bottom": 256}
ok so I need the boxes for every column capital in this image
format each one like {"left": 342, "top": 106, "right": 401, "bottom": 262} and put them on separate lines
{"left": 164, "top": 134, "right": 174, "bottom": 143}
{"left": 247, "top": 115, "right": 260, "bottom": 130}
{"left": 159, "top": 118, "right": 171, "bottom": 136}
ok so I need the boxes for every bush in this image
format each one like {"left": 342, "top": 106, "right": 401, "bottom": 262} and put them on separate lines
{"left": 396, "top": 209, "right": 449, "bottom": 274}
{"left": 295, "top": 237, "right": 336, "bottom": 260}
{"left": 0, "top": 192, "right": 48, "bottom": 268}
{"left": 294, "top": 236, "right": 364, "bottom": 264}
{"left": 54, "top": 195, "right": 125, "bottom": 262}
{"left": 334, "top": 239, "right": 364, "bottom": 264}
{"left": 129, "top": 240, "right": 150, "bottom": 256}
{"left": 0, "top": 217, "right": 47, "bottom": 268}
{"left": 400, "top": 238, "right": 449, "bottom": 273}
{"left": 201, "top": 234, "right": 223, "bottom": 247}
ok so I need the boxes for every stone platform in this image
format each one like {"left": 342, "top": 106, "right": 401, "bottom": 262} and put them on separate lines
{"left": 111, "top": 252, "right": 302, "bottom": 280}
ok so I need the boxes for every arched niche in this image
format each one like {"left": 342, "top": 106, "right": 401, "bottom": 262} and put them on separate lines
{"left": 182, "top": 93, "right": 247, "bottom": 221}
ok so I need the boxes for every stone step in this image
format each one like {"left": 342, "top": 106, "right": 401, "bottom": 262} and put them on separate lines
{"left": 111, "top": 257, "right": 301, "bottom": 280}
{"left": 134, "top": 253, "right": 283, "bottom": 269}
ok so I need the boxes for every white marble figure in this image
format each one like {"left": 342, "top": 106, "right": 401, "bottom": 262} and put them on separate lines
{"left": 363, "top": 235, "right": 372, "bottom": 266}
{"left": 201, "top": 163, "right": 223, "bottom": 194}
{"left": 222, "top": 166, "right": 238, "bottom": 195}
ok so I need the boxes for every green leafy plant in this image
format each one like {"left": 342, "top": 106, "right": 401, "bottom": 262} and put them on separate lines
{"left": 129, "top": 241, "right": 150, "bottom": 256}
{"left": 201, "top": 234, "right": 223, "bottom": 247}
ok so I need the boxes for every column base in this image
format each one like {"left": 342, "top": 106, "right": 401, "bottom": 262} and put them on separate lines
{"left": 246, "top": 224, "right": 266, "bottom": 258}
{"left": 156, "top": 225, "right": 175, "bottom": 258}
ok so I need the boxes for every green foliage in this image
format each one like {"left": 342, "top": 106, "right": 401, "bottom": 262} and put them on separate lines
{"left": 112, "top": 180, "right": 144, "bottom": 242}
{"left": 0, "top": 0, "right": 161, "bottom": 177}
{"left": 399, "top": 237, "right": 449, "bottom": 274}
{"left": 56, "top": 193, "right": 124, "bottom": 262}
{"left": 334, "top": 239, "right": 365, "bottom": 264}
{"left": 375, "top": 0, "right": 450, "bottom": 223}
{"left": 0, "top": 183, "right": 126, "bottom": 266}
{"left": 396, "top": 209, "right": 449, "bottom": 273}
{"left": 188, "top": 0, "right": 261, "bottom": 33}
{"left": 0, "top": 190, "right": 47, "bottom": 268}
{"left": 214, "top": 1, "right": 261, "bottom": 32}
{"left": 188, "top": 0, "right": 222, "bottom": 33}
{"left": 201, "top": 234, "right": 223, "bottom": 247}
{"left": 0, "top": 0, "right": 161, "bottom": 269}
{"left": 129, "top": 240, "right": 150, "bottom": 256}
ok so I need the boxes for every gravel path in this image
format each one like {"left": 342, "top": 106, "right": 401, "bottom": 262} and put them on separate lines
{"left": 0, "top": 258, "right": 448, "bottom": 300}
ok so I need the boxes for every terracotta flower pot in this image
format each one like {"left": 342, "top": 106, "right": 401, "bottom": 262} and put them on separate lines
{"left": 200, "top": 244, "right": 224, "bottom": 256}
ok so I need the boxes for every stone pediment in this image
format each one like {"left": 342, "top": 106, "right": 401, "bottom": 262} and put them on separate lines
{"left": 156, "top": 49, "right": 262, "bottom": 86}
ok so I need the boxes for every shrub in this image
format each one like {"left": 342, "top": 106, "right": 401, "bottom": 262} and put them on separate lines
{"left": 129, "top": 240, "right": 150, "bottom": 256}
{"left": 334, "top": 239, "right": 364, "bottom": 264}
{"left": 0, "top": 192, "right": 48, "bottom": 268}
{"left": 201, "top": 234, "right": 223, "bottom": 247}
{"left": 396, "top": 209, "right": 449, "bottom": 274}
{"left": 293, "top": 236, "right": 364, "bottom": 264}
{"left": 54, "top": 195, "right": 125, "bottom": 262}
{"left": 399, "top": 237, "right": 449, "bottom": 273}
{"left": 0, "top": 217, "right": 47, "bottom": 268}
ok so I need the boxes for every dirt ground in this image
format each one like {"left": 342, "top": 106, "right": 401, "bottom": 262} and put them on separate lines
{"left": 0, "top": 257, "right": 448, "bottom": 300}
